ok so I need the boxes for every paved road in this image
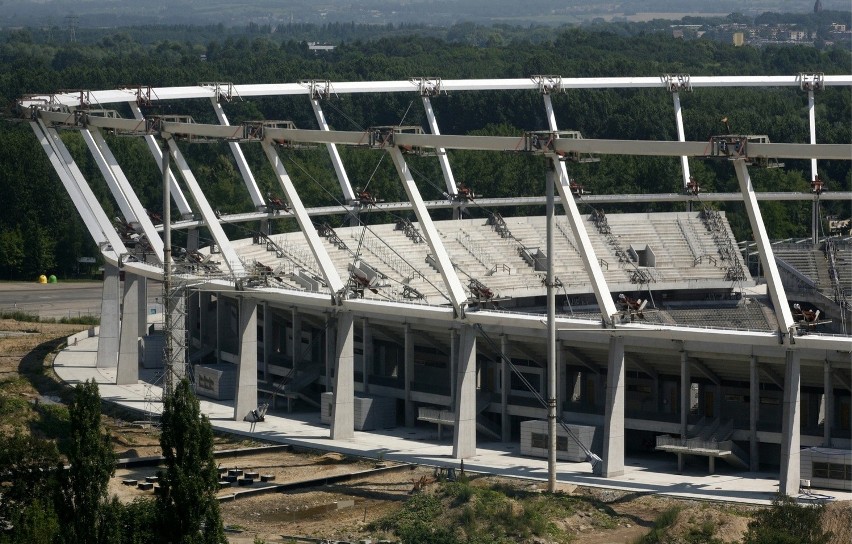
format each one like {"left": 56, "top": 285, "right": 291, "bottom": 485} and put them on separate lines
{"left": 0, "top": 281, "right": 105, "bottom": 319}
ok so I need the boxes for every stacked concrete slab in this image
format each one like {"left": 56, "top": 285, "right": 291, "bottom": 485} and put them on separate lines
{"left": 520, "top": 419, "right": 598, "bottom": 463}
{"left": 321, "top": 392, "right": 397, "bottom": 430}
{"left": 195, "top": 364, "right": 237, "bottom": 400}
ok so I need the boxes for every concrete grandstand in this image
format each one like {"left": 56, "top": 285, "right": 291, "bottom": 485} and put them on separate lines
{"left": 17, "top": 74, "right": 852, "bottom": 497}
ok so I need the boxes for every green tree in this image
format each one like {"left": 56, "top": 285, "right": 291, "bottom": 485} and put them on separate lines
{"left": 743, "top": 494, "right": 832, "bottom": 544}
{"left": 56, "top": 379, "right": 117, "bottom": 544}
{"left": 0, "top": 434, "right": 62, "bottom": 542}
{"left": 156, "top": 379, "right": 226, "bottom": 544}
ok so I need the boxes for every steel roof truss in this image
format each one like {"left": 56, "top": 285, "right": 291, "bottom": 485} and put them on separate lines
{"left": 388, "top": 147, "right": 467, "bottom": 315}
{"left": 82, "top": 128, "right": 165, "bottom": 263}
{"left": 165, "top": 137, "right": 245, "bottom": 277}
{"left": 260, "top": 139, "right": 345, "bottom": 296}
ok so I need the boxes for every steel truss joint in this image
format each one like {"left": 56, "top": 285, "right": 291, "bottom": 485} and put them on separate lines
{"left": 410, "top": 77, "right": 444, "bottom": 97}
{"left": 799, "top": 72, "right": 824, "bottom": 92}
{"left": 300, "top": 79, "right": 333, "bottom": 100}
{"left": 200, "top": 82, "right": 239, "bottom": 102}
{"left": 531, "top": 75, "right": 563, "bottom": 94}
{"left": 663, "top": 73, "right": 692, "bottom": 92}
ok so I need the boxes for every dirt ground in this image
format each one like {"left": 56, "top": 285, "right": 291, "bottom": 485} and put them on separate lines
{"left": 2, "top": 318, "right": 851, "bottom": 544}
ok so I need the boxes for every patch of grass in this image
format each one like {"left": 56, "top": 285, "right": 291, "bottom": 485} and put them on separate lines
{"left": 0, "top": 311, "right": 41, "bottom": 322}
{"left": 0, "top": 311, "right": 99, "bottom": 326}
{"left": 633, "top": 506, "right": 682, "bottom": 544}
{"left": 686, "top": 519, "right": 724, "bottom": 543}
{"left": 31, "top": 402, "right": 70, "bottom": 442}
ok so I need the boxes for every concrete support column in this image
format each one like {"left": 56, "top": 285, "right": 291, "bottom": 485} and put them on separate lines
{"left": 116, "top": 273, "right": 140, "bottom": 385}
{"left": 199, "top": 292, "right": 214, "bottom": 346}
{"left": 186, "top": 290, "right": 200, "bottom": 344}
{"left": 779, "top": 350, "right": 801, "bottom": 496}
{"left": 823, "top": 361, "right": 833, "bottom": 447}
{"left": 449, "top": 329, "right": 458, "bottom": 407}
{"left": 261, "top": 302, "right": 270, "bottom": 381}
{"left": 362, "top": 318, "right": 373, "bottom": 394}
{"left": 234, "top": 297, "right": 258, "bottom": 421}
{"left": 215, "top": 294, "right": 226, "bottom": 362}
{"left": 404, "top": 324, "right": 415, "bottom": 427}
{"left": 679, "top": 350, "right": 691, "bottom": 472}
{"left": 291, "top": 308, "right": 302, "bottom": 368}
{"left": 557, "top": 342, "right": 566, "bottom": 415}
{"left": 750, "top": 356, "right": 760, "bottom": 471}
{"left": 500, "top": 334, "right": 510, "bottom": 442}
{"left": 186, "top": 228, "right": 199, "bottom": 252}
{"left": 324, "top": 316, "right": 335, "bottom": 392}
{"left": 136, "top": 277, "right": 148, "bottom": 336}
{"left": 453, "top": 325, "right": 477, "bottom": 459}
{"left": 96, "top": 264, "right": 120, "bottom": 369}
{"left": 601, "top": 336, "right": 626, "bottom": 478}
{"left": 330, "top": 312, "right": 354, "bottom": 440}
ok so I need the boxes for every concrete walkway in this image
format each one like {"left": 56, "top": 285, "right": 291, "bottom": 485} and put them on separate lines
{"left": 55, "top": 329, "right": 850, "bottom": 506}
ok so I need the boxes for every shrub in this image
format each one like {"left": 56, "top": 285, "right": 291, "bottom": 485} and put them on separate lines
{"left": 743, "top": 495, "right": 832, "bottom": 544}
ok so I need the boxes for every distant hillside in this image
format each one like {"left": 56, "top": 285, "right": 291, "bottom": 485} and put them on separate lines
{"left": 2, "top": 0, "right": 850, "bottom": 27}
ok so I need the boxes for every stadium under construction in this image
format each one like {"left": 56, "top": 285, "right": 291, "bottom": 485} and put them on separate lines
{"left": 17, "top": 74, "right": 852, "bottom": 497}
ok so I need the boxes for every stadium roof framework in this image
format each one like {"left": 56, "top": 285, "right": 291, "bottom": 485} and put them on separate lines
{"left": 19, "top": 73, "right": 852, "bottom": 497}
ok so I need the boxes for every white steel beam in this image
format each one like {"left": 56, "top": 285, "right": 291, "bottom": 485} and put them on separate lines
{"left": 138, "top": 121, "right": 852, "bottom": 161}
{"left": 266, "top": 128, "right": 852, "bottom": 160}
{"left": 34, "top": 121, "right": 127, "bottom": 257}
{"left": 388, "top": 147, "right": 468, "bottom": 315}
{"left": 672, "top": 92, "right": 692, "bottom": 190}
{"left": 733, "top": 159, "right": 795, "bottom": 337}
{"left": 808, "top": 89, "right": 819, "bottom": 244}
{"left": 808, "top": 90, "right": 818, "bottom": 181}
{"left": 81, "top": 128, "right": 164, "bottom": 263}
{"left": 210, "top": 99, "right": 266, "bottom": 209}
{"left": 310, "top": 98, "right": 356, "bottom": 202}
{"left": 422, "top": 96, "right": 458, "bottom": 195}
{"left": 128, "top": 103, "right": 193, "bottom": 216}
{"left": 165, "top": 137, "right": 245, "bottom": 276}
{"left": 544, "top": 94, "right": 618, "bottom": 325}
{"left": 260, "top": 139, "right": 345, "bottom": 295}
{"left": 31, "top": 122, "right": 113, "bottom": 253}
{"left": 41, "top": 75, "right": 852, "bottom": 106}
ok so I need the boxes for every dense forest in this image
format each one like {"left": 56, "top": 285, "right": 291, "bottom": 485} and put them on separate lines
{"left": 0, "top": 24, "right": 849, "bottom": 280}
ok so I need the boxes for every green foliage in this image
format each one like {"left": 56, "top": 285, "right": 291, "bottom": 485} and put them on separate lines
{"left": 112, "top": 498, "right": 159, "bottom": 544}
{"left": 0, "top": 433, "right": 62, "bottom": 530}
{"left": 0, "top": 499, "right": 60, "bottom": 544}
{"left": 0, "top": 311, "right": 99, "bottom": 325}
{"left": 31, "top": 402, "right": 70, "bottom": 442}
{"left": 56, "top": 380, "right": 116, "bottom": 544}
{"left": 743, "top": 495, "right": 832, "bottom": 544}
{"left": 156, "top": 379, "right": 226, "bottom": 544}
{"left": 372, "top": 480, "right": 594, "bottom": 544}
{"left": 633, "top": 507, "right": 682, "bottom": 544}
{"left": 370, "top": 492, "right": 445, "bottom": 533}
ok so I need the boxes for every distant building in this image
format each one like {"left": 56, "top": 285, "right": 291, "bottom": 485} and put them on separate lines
{"left": 814, "top": 0, "right": 823, "bottom": 13}
{"left": 307, "top": 42, "right": 335, "bottom": 52}
{"left": 733, "top": 32, "right": 745, "bottom": 46}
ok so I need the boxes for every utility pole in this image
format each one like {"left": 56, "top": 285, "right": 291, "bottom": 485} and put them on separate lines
{"left": 546, "top": 162, "right": 557, "bottom": 493}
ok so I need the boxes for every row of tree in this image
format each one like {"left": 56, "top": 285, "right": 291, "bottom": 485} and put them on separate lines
{"left": 0, "top": 380, "right": 225, "bottom": 544}
{"left": 0, "top": 26, "right": 848, "bottom": 279}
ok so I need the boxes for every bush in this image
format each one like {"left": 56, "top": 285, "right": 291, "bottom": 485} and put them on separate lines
{"left": 743, "top": 495, "right": 832, "bottom": 544}
{"left": 633, "top": 507, "right": 681, "bottom": 544}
